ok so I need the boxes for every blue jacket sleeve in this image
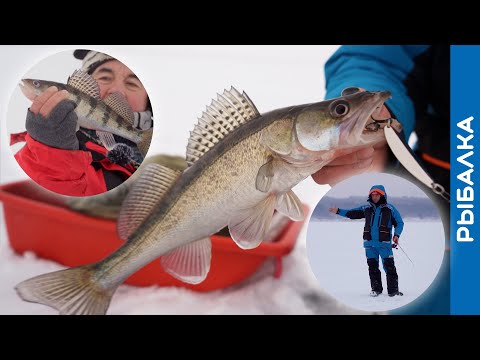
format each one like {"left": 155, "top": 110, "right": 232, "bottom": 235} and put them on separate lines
{"left": 324, "top": 45, "right": 430, "bottom": 141}
{"left": 391, "top": 205, "right": 404, "bottom": 237}
{"left": 337, "top": 206, "right": 365, "bottom": 219}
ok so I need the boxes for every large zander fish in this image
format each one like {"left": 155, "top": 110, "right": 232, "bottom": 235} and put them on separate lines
{"left": 15, "top": 87, "right": 401, "bottom": 315}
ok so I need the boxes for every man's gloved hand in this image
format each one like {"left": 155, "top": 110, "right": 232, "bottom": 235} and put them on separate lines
{"left": 25, "top": 86, "right": 79, "bottom": 150}
{"left": 392, "top": 235, "right": 399, "bottom": 249}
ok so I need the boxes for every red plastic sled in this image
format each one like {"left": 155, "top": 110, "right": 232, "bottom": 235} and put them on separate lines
{"left": 0, "top": 180, "right": 306, "bottom": 292}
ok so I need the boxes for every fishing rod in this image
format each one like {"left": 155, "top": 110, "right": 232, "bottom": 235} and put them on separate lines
{"left": 394, "top": 242, "right": 414, "bottom": 267}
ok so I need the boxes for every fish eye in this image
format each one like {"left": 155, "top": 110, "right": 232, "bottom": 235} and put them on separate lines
{"left": 342, "top": 87, "right": 361, "bottom": 96}
{"left": 32, "top": 81, "right": 41, "bottom": 88}
{"left": 330, "top": 100, "right": 350, "bottom": 117}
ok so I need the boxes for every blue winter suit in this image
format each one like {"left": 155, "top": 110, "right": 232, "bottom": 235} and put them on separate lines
{"left": 336, "top": 185, "right": 404, "bottom": 295}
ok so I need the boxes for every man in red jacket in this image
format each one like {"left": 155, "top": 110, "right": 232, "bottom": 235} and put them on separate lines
{"left": 14, "top": 50, "right": 153, "bottom": 197}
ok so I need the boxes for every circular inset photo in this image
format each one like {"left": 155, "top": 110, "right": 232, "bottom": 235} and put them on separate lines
{"left": 306, "top": 172, "right": 445, "bottom": 312}
{"left": 7, "top": 49, "right": 154, "bottom": 197}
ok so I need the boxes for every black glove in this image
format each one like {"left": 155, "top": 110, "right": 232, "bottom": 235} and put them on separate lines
{"left": 25, "top": 100, "right": 79, "bottom": 150}
{"left": 392, "top": 235, "right": 400, "bottom": 249}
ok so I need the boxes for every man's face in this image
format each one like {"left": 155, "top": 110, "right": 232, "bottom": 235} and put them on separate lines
{"left": 92, "top": 60, "right": 148, "bottom": 112}
{"left": 371, "top": 193, "right": 381, "bottom": 203}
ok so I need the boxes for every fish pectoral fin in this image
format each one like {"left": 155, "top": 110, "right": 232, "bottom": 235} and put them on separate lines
{"left": 161, "top": 237, "right": 212, "bottom": 284}
{"left": 67, "top": 69, "right": 101, "bottom": 100}
{"left": 117, "top": 164, "right": 182, "bottom": 241}
{"left": 276, "top": 190, "right": 305, "bottom": 221}
{"left": 103, "top": 92, "right": 135, "bottom": 125}
{"left": 228, "top": 195, "right": 276, "bottom": 250}
{"left": 256, "top": 158, "right": 275, "bottom": 193}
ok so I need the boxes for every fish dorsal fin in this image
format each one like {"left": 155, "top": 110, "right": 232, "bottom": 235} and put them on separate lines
{"left": 67, "top": 70, "right": 101, "bottom": 100}
{"left": 161, "top": 237, "right": 211, "bottom": 284}
{"left": 117, "top": 164, "right": 182, "bottom": 241}
{"left": 103, "top": 92, "right": 135, "bottom": 124}
{"left": 186, "top": 87, "right": 260, "bottom": 167}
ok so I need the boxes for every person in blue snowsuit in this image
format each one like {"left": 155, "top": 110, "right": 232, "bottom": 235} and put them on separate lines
{"left": 329, "top": 185, "right": 404, "bottom": 297}
{"left": 318, "top": 45, "right": 449, "bottom": 314}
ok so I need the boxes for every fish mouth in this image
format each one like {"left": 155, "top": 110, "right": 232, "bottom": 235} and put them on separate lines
{"left": 18, "top": 80, "right": 36, "bottom": 101}
{"left": 339, "top": 91, "right": 392, "bottom": 146}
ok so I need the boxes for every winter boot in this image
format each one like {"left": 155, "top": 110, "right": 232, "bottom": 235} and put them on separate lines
{"left": 367, "top": 258, "right": 383, "bottom": 294}
{"left": 388, "top": 291, "right": 404, "bottom": 297}
{"left": 384, "top": 257, "right": 400, "bottom": 296}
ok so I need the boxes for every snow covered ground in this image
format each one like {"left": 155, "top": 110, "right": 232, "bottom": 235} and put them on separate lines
{"left": 307, "top": 220, "right": 445, "bottom": 312}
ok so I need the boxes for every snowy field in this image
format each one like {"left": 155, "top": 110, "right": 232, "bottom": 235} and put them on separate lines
{"left": 307, "top": 221, "right": 445, "bottom": 312}
{"left": 0, "top": 45, "right": 368, "bottom": 315}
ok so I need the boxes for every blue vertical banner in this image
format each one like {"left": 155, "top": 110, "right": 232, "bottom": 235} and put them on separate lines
{"left": 451, "top": 46, "right": 480, "bottom": 314}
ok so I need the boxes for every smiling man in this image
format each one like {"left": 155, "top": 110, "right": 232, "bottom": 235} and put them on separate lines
{"left": 14, "top": 50, "right": 153, "bottom": 196}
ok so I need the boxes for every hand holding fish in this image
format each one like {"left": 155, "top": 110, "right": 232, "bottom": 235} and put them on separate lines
{"left": 312, "top": 87, "right": 393, "bottom": 185}
{"left": 311, "top": 143, "right": 390, "bottom": 185}
{"left": 29, "top": 86, "right": 67, "bottom": 116}
{"left": 25, "top": 85, "right": 80, "bottom": 150}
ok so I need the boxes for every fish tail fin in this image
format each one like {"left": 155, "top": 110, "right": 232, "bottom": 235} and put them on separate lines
{"left": 15, "top": 265, "right": 115, "bottom": 315}
{"left": 138, "top": 128, "right": 154, "bottom": 157}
